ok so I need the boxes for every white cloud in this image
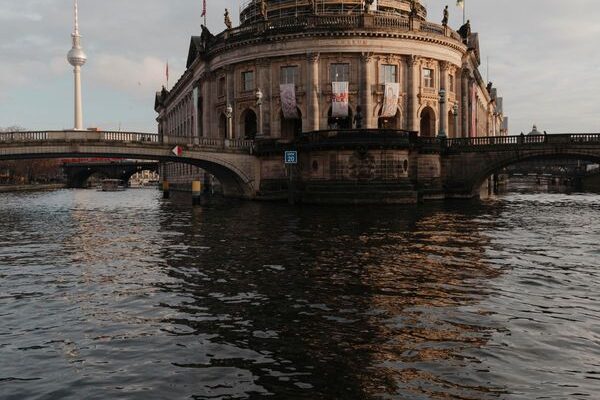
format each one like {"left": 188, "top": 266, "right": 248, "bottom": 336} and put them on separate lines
{"left": 89, "top": 54, "right": 170, "bottom": 99}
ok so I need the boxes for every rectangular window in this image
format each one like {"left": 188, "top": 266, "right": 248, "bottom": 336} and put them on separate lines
{"left": 218, "top": 76, "right": 226, "bottom": 97}
{"left": 330, "top": 63, "right": 349, "bottom": 82}
{"left": 448, "top": 74, "right": 455, "bottom": 92}
{"left": 423, "top": 68, "right": 434, "bottom": 88}
{"left": 379, "top": 64, "right": 398, "bottom": 84}
{"left": 280, "top": 66, "right": 299, "bottom": 85}
{"left": 242, "top": 71, "right": 255, "bottom": 92}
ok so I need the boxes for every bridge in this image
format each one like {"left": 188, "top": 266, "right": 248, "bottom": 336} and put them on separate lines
{"left": 62, "top": 160, "right": 159, "bottom": 188}
{"left": 1, "top": 130, "right": 600, "bottom": 202}
{"left": 0, "top": 131, "right": 257, "bottom": 198}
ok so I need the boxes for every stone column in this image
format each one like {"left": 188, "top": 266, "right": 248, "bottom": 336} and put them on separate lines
{"left": 407, "top": 55, "right": 420, "bottom": 132}
{"left": 307, "top": 52, "right": 320, "bottom": 132}
{"left": 225, "top": 66, "right": 235, "bottom": 138}
{"left": 438, "top": 89, "right": 447, "bottom": 138}
{"left": 192, "top": 85, "right": 199, "bottom": 143}
{"left": 439, "top": 62, "right": 450, "bottom": 138}
{"left": 461, "top": 69, "right": 470, "bottom": 138}
{"left": 201, "top": 73, "right": 211, "bottom": 138}
{"left": 361, "top": 53, "right": 375, "bottom": 129}
{"left": 256, "top": 59, "right": 269, "bottom": 136}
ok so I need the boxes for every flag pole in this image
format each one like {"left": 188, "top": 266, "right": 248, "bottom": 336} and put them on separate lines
{"left": 463, "top": 0, "right": 466, "bottom": 24}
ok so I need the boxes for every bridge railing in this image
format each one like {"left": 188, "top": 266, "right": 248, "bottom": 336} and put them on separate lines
{"left": 0, "top": 131, "right": 50, "bottom": 142}
{"left": 100, "top": 131, "right": 159, "bottom": 143}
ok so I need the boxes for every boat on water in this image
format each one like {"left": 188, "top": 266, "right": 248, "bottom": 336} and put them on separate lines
{"left": 100, "top": 179, "right": 126, "bottom": 191}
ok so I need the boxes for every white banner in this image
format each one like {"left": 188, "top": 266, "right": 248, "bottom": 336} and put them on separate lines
{"left": 381, "top": 82, "right": 399, "bottom": 118}
{"left": 280, "top": 84, "right": 298, "bottom": 119}
{"left": 331, "top": 82, "right": 349, "bottom": 118}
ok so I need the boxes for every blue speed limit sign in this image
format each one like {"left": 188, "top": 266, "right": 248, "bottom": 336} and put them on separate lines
{"left": 284, "top": 151, "right": 298, "bottom": 164}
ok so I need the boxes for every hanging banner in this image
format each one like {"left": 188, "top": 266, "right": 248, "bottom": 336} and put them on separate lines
{"left": 280, "top": 84, "right": 299, "bottom": 119}
{"left": 331, "top": 82, "right": 349, "bottom": 118}
{"left": 381, "top": 82, "right": 400, "bottom": 118}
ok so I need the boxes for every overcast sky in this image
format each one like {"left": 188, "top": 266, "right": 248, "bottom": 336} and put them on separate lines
{"left": 0, "top": 0, "right": 598, "bottom": 134}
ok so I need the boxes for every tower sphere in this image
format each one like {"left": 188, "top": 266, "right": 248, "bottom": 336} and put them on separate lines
{"left": 68, "top": 47, "right": 87, "bottom": 67}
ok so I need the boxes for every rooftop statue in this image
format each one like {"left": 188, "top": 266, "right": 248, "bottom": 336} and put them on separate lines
{"left": 224, "top": 9, "right": 232, "bottom": 30}
{"left": 364, "top": 0, "right": 375, "bottom": 13}
{"left": 458, "top": 19, "right": 471, "bottom": 39}
{"left": 409, "top": 0, "right": 418, "bottom": 18}
{"left": 260, "top": 0, "right": 268, "bottom": 20}
{"left": 442, "top": 5, "right": 449, "bottom": 27}
{"left": 310, "top": 0, "right": 318, "bottom": 15}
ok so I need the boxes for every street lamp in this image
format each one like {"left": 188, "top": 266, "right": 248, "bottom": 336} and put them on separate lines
{"left": 255, "top": 88, "right": 263, "bottom": 139}
{"left": 438, "top": 89, "right": 447, "bottom": 138}
{"left": 225, "top": 104, "right": 233, "bottom": 140}
{"left": 453, "top": 103, "right": 459, "bottom": 138}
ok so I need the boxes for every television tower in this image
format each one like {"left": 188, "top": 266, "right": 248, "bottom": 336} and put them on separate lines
{"left": 67, "top": 0, "right": 87, "bottom": 130}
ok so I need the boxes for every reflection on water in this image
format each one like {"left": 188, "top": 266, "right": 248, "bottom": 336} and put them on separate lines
{"left": 0, "top": 189, "right": 598, "bottom": 399}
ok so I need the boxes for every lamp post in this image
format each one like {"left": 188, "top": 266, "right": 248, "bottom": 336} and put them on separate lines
{"left": 438, "top": 89, "right": 447, "bottom": 138}
{"left": 255, "top": 88, "right": 263, "bottom": 139}
{"left": 225, "top": 104, "right": 233, "bottom": 140}
{"left": 453, "top": 103, "right": 459, "bottom": 138}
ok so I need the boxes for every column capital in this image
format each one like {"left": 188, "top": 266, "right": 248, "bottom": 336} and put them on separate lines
{"left": 440, "top": 61, "right": 451, "bottom": 72}
{"left": 406, "top": 55, "right": 420, "bottom": 67}
{"left": 307, "top": 52, "right": 320, "bottom": 63}
{"left": 361, "top": 52, "right": 374, "bottom": 64}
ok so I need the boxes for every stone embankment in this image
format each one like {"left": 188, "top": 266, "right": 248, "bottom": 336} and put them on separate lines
{"left": 0, "top": 183, "right": 66, "bottom": 193}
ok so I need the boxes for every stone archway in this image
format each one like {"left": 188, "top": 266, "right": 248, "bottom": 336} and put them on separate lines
{"left": 241, "top": 109, "right": 257, "bottom": 140}
{"left": 419, "top": 106, "right": 436, "bottom": 137}
{"left": 281, "top": 108, "right": 302, "bottom": 140}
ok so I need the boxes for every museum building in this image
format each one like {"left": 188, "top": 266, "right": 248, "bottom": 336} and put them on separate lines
{"left": 155, "top": 0, "right": 508, "bottom": 199}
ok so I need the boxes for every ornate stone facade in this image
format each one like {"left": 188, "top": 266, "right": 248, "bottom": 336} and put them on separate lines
{"left": 154, "top": 0, "right": 508, "bottom": 201}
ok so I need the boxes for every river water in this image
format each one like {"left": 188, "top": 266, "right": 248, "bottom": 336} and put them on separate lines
{"left": 0, "top": 188, "right": 598, "bottom": 399}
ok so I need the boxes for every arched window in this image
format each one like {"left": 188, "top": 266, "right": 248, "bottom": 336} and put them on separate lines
{"left": 378, "top": 108, "right": 401, "bottom": 130}
{"left": 327, "top": 106, "right": 353, "bottom": 130}
{"left": 241, "top": 109, "right": 257, "bottom": 140}
{"left": 419, "top": 107, "right": 436, "bottom": 137}
{"left": 281, "top": 108, "right": 302, "bottom": 140}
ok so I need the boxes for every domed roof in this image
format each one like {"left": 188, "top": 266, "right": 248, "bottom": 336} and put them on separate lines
{"left": 527, "top": 124, "right": 541, "bottom": 135}
{"left": 240, "top": 0, "right": 427, "bottom": 26}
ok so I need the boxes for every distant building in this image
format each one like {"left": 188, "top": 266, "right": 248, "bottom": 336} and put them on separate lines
{"left": 155, "top": 0, "right": 506, "bottom": 192}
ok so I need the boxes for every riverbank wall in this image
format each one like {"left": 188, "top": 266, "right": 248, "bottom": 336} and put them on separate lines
{"left": 0, "top": 183, "right": 66, "bottom": 193}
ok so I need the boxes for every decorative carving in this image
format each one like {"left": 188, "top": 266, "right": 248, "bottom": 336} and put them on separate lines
{"left": 361, "top": 52, "right": 374, "bottom": 64}
{"left": 407, "top": 55, "right": 420, "bottom": 66}
{"left": 440, "top": 61, "right": 451, "bottom": 71}
{"left": 348, "top": 148, "right": 376, "bottom": 180}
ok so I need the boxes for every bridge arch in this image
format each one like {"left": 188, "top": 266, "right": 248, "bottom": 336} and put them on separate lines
{"left": 0, "top": 143, "right": 257, "bottom": 198}
{"left": 467, "top": 150, "right": 600, "bottom": 196}
{"left": 63, "top": 162, "right": 160, "bottom": 188}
